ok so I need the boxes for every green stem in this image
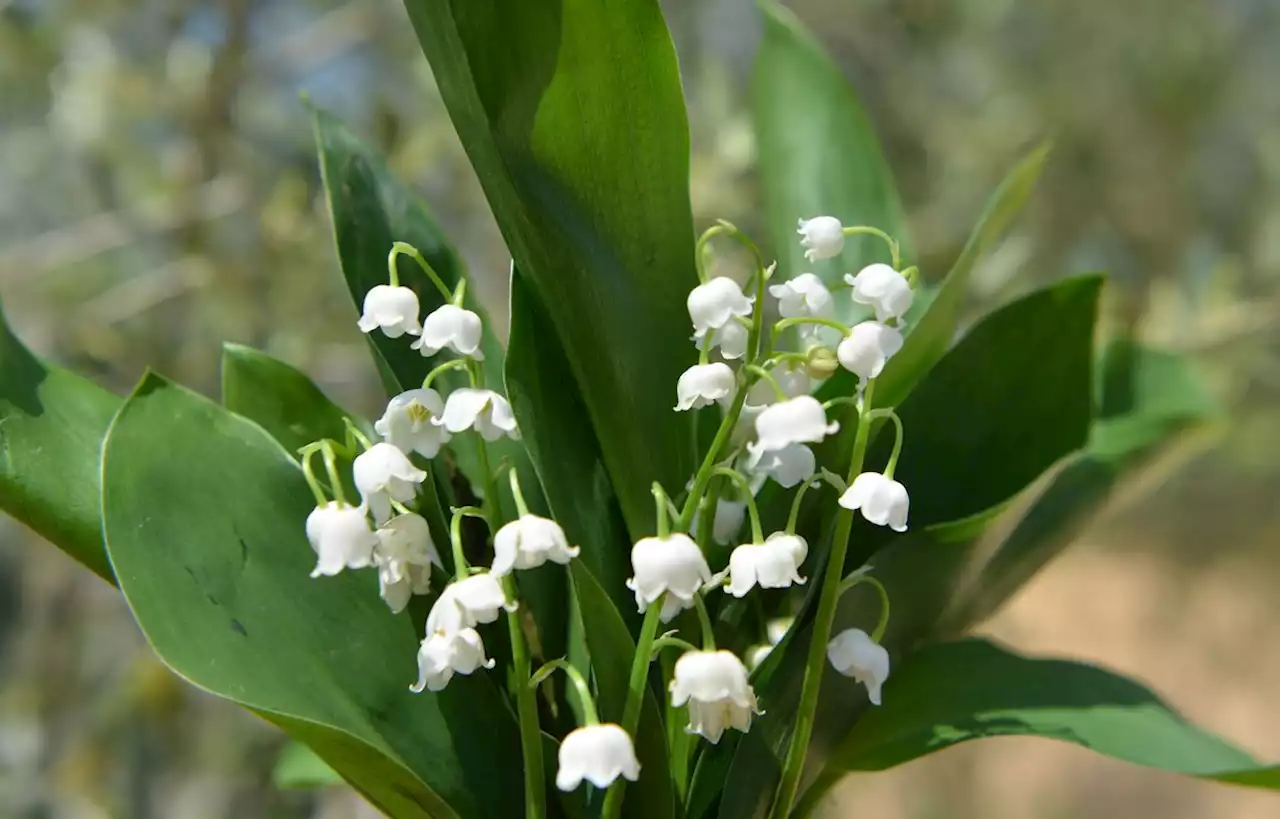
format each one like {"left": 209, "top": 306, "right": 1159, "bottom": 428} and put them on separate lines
{"left": 389, "top": 241, "right": 454, "bottom": 301}
{"left": 297, "top": 445, "right": 329, "bottom": 506}
{"left": 712, "top": 467, "right": 762, "bottom": 544}
{"left": 653, "top": 483, "right": 671, "bottom": 538}
{"left": 840, "top": 226, "right": 900, "bottom": 269}
{"left": 678, "top": 388, "right": 749, "bottom": 532}
{"left": 745, "top": 365, "right": 788, "bottom": 402}
{"left": 505, "top": 572, "right": 546, "bottom": 819}
{"left": 651, "top": 636, "right": 701, "bottom": 657}
{"left": 508, "top": 468, "right": 531, "bottom": 518}
{"left": 772, "top": 380, "right": 877, "bottom": 818}
{"left": 343, "top": 417, "right": 373, "bottom": 451}
{"left": 474, "top": 428, "right": 543, "bottom": 819}
{"left": 531, "top": 659, "right": 599, "bottom": 724}
{"left": 452, "top": 277, "right": 468, "bottom": 307}
{"left": 786, "top": 479, "right": 818, "bottom": 535}
{"left": 319, "top": 441, "right": 347, "bottom": 506}
{"left": 695, "top": 221, "right": 766, "bottom": 283}
{"left": 867, "top": 409, "right": 905, "bottom": 479}
{"left": 600, "top": 601, "right": 664, "bottom": 818}
{"left": 692, "top": 594, "right": 716, "bottom": 651}
{"left": 449, "top": 506, "right": 485, "bottom": 580}
{"left": 772, "top": 317, "right": 851, "bottom": 350}
{"left": 837, "top": 574, "right": 891, "bottom": 643}
{"left": 422, "top": 358, "right": 472, "bottom": 391}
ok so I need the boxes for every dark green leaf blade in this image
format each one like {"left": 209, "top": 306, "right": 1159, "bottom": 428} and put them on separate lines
{"left": 102, "top": 373, "right": 524, "bottom": 818}
{"left": 0, "top": 307, "right": 119, "bottom": 582}
{"left": 830, "top": 638, "right": 1280, "bottom": 790}
{"left": 401, "top": 0, "right": 697, "bottom": 538}
{"left": 753, "top": 0, "right": 910, "bottom": 323}
{"left": 221, "top": 343, "right": 357, "bottom": 453}
{"left": 506, "top": 274, "right": 633, "bottom": 620}
{"left": 569, "top": 561, "right": 675, "bottom": 819}
{"left": 863, "top": 274, "right": 1100, "bottom": 532}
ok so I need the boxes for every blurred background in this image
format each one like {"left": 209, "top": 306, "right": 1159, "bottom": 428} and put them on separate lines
{"left": 2, "top": 0, "right": 1279, "bottom": 817}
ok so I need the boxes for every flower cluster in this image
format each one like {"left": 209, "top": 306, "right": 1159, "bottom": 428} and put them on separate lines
{"left": 301, "top": 216, "right": 914, "bottom": 796}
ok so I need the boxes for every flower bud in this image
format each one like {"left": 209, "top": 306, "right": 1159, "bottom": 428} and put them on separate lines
{"left": 805, "top": 346, "right": 840, "bottom": 380}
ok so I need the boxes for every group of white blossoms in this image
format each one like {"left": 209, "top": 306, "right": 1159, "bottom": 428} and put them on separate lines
{"left": 299, "top": 216, "right": 913, "bottom": 794}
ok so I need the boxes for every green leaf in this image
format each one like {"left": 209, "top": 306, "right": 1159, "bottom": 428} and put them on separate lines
{"left": 817, "top": 141, "right": 1051, "bottom": 413}
{"left": 102, "top": 374, "right": 524, "bottom": 819}
{"left": 829, "top": 638, "right": 1280, "bottom": 790}
{"left": 944, "top": 339, "right": 1218, "bottom": 630}
{"left": 220, "top": 343, "right": 358, "bottom": 453}
{"left": 401, "top": 0, "right": 697, "bottom": 538}
{"left": 753, "top": 0, "right": 910, "bottom": 325}
{"left": 0, "top": 306, "right": 119, "bottom": 583}
{"left": 507, "top": 274, "right": 634, "bottom": 621}
{"left": 274, "top": 739, "right": 343, "bottom": 789}
{"left": 861, "top": 274, "right": 1100, "bottom": 534}
{"left": 569, "top": 562, "right": 675, "bottom": 819}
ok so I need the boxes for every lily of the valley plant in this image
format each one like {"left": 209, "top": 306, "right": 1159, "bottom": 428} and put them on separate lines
{"left": 2, "top": 1, "right": 1277, "bottom": 818}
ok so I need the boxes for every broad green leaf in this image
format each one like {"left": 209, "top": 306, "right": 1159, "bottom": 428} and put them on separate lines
{"left": 102, "top": 374, "right": 524, "bottom": 818}
{"left": 0, "top": 306, "right": 119, "bottom": 583}
{"left": 858, "top": 274, "right": 1100, "bottom": 536}
{"left": 829, "top": 638, "right": 1280, "bottom": 790}
{"left": 945, "top": 339, "right": 1218, "bottom": 630}
{"left": 507, "top": 274, "right": 634, "bottom": 621}
{"left": 753, "top": 0, "right": 910, "bottom": 323}
{"left": 220, "top": 343, "right": 358, "bottom": 454}
{"left": 274, "top": 739, "right": 343, "bottom": 789}
{"left": 401, "top": 0, "right": 697, "bottom": 538}
{"left": 569, "top": 561, "right": 675, "bottom": 819}
{"left": 817, "top": 142, "right": 1052, "bottom": 414}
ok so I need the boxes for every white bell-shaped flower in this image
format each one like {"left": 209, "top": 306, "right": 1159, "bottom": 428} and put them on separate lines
{"left": 374, "top": 513, "right": 440, "bottom": 613}
{"left": 839, "top": 471, "right": 909, "bottom": 532}
{"left": 375, "top": 388, "right": 451, "bottom": 459}
{"left": 435, "top": 388, "right": 519, "bottom": 441}
{"left": 827, "top": 628, "right": 890, "bottom": 705}
{"left": 845, "top": 263, "right": 913, "bottom": 323}
{"left": 357, "top": 284, "right": 421, "bottom": 338}
{"left": 411, "top": 304, "right": 485, "bottom": 359}
{"left": 797, "top": 216, "right": 845, "bottom": 262}
{"left": 690, "top": 498, "right": 747, "bottom": 547}
{"left": 837, "top": 321, "right": 904, "bottom": 382}
{"left": 675, "top": 363, "right": 736, "bottom": 411}
{"left": 688, "top": 277, "right": 754, "bottom": 334}
{"left": 353, "top": 442, "right": 428, "bottom": 524}
{"left": 627, "top": 534, "right": 712, "bottom": 622}
{"left": 724, "top": 532, "right": 808, "bottom": 597}
{"left": 769, "top": 272, "right": 834, "bottom": 319}
{"left": 669, "top": 650, "right": 761, "bottom": 743}
{"left": 306, "top": 501, "right": 379, "bottom": 578}
{"left": 555, "top": 723, "right": 641, "bottom": 792}
{"left": 425, "top": 572, "right": 515, "bottom": 635}
{"left": 745, "top": 362, "right": 811, "bottom": 408}
{"left": 409, "top": 628, "right": 494, "bottom": 693}
{"left": 748, "top": 396, "right": 839, "bottom": 457}
{"left": 491, "top": 514, "right": 580, "bottom": 577}
{"left": 746, "top": 443, "right": 816, "bottom": 489}
{"left": 695, "top": 320, "right": 749, "bottom": 361}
